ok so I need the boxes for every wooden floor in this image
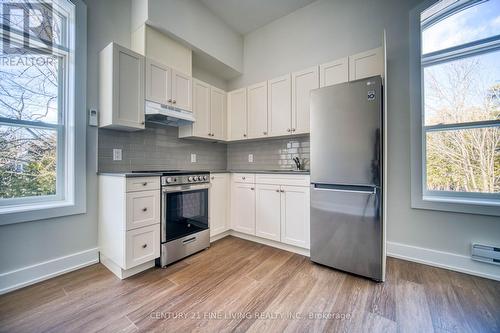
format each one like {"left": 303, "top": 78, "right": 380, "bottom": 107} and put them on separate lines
{"left": 1, "top": 236, "right": 499, "bottom": 333}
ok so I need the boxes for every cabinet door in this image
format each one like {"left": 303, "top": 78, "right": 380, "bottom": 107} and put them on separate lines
{"left": 247, "top": 81, "right": 268, "bottom": 139}
{"left": 349, "top": 47, "right": 383, "bottom": 81}
{"left": 113, "top": 44, "right": 145, "bottom": 129}
{"left": 192, "top": 79, "right": 211, "bottom": 138}
{"left": 210, "top": 87, "right": 227, "bottom": 140}
{"left": 230, "top": 183, "right": 255, "bottom": 235}
{"left": 255, "top": 184, "right": 281, "bottom": 242}
{"left": 268, "top": 74, "right": 291, "bottom": 137}
{"left": 209, "top": 174, "right": 229, "bottom": 237}
{"left": 171, "top": 69, "right": 192, "bottom": 111}
{"left": 228, "top": 88, "right": 247, "bottom": 140}
{"left": 320, "top": 57, "right": 348, "bottom": 87}
{"left": 291, "top": 66, "right": 318, "bottom": 135}
{"left": 280, "top": 185, "right": 310, "bottom": 249}
{"left": 145, "top": 59, "right": 171, "bottom": 105}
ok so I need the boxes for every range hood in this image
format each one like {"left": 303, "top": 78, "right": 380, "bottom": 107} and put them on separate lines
{"left": 144, "top": 101, "right": 195, "bottom": 127}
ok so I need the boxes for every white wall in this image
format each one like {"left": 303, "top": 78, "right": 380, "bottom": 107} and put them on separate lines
{"left": 228, "top": 0, "right": 500, "bottom": 279}
{"left": 0, "top": 0, "right": 133, "bottom": 292}
{"left": 147, "top": 0, "right": 243, "bottom": 73}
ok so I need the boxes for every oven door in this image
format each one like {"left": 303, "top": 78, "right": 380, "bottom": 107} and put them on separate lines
{"left": 161, "top": 183, "right": 210, "bottom": 243}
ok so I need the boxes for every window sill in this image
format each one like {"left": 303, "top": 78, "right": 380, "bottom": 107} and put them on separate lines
{"left": 0, "top": 199, "right": 86, "bottom": 225}
{"left": 412, "top": 195, "right": 500, "bottom": 216}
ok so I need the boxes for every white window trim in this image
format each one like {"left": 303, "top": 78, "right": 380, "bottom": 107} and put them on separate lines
{"left": 0, "top": 0, "right": 87, "bottom": 225}
{"left": 409, "top": 0, "right": 500, "bottom": 216}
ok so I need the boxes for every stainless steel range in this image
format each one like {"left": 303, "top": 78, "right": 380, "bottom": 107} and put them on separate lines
{"left": 135, "top": 170, "right": 210, "bottom": 267}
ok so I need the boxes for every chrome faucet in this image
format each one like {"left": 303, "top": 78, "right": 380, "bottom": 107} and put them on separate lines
{"left": 292, "top": 157, "right": 301, "bottom": 170}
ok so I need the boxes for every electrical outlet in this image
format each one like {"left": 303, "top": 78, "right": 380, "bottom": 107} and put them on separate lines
{"left": 113, "top": 149, "right": 122, "bottom": 161}
{"left": 248, "top": 154, "right": 254, "bottom": 163}
{"left": 88, "top": 108, "right": 98, "bottom": 126}
{"left": 191, "top": 153, "right": 197, "bottom": 163}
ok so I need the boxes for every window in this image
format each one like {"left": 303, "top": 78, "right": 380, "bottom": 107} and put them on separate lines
{"left": 411, "top": 0, "right": 500, "bottom": 215}
{"left": 0, "top": 0, "right": 86, "bottom": 224}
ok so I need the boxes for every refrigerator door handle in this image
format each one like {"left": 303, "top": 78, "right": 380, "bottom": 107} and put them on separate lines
{"left": 312, "top": 184, "right": 377, "bottom": 195}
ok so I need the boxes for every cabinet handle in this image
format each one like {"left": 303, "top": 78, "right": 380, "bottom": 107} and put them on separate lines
{"left": 251, "top": 187, "right": 255, "bottom": 190}
{"left": 280, "top": 189, "right": 285, "bottom": 193}
{"left": 172, "top": 100, "right": 176, "bottom": 104}
{"left": 276, "top": 189, "right": 280, "bottom": 192}
{"left": 141, "top": 121, "right": 145, "bottom": 125}
{"left": 142, "top": 207, "right": 147, "bottom": 212}
{"left": 142, "top": 182, "right": 148, "bottom": 186}
{"left": 142, "top": 244, "right": 147, "bottom": 248}
{"left": 168, "top": 99, "right": 172, "bottom": 103}
{"left": 287, "top": 128, "right": 291, "bottom": 132}
{"left": 242, "top": 177, "right": 246, "bottom": 180}
{"left": 292, "top": 128, "right": 296, "bottom": 132}
{"left": 243, "top": 134, "right": 247, "bottom": 137}
{"left": 263, "top": 131, "right": 267, "bottom": 135}
{"left": 211, "top": 176, "right": 215, "bottom": 180}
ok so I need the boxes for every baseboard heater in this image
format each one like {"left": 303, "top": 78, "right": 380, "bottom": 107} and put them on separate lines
{"left": 471, "top": 243, "right": 500, "bottom": 266}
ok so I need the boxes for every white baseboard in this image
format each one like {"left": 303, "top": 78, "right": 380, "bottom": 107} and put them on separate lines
{"left": 211, "top": 230, "right": 310, "bottom": 257}
{"left": 0, "top": 248, "right": 99, "bottom": 295}
{"left": 387, "top": 241, "right": 500, "bottom": 281}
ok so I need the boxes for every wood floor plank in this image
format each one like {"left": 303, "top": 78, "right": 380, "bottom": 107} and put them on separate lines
{"left": 0, "top": 236, "right": 498, "bottom": 333}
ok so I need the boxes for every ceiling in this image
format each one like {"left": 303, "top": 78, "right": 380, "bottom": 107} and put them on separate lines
{"left": 199, "top": 0, "right": 317, "bottom": 35}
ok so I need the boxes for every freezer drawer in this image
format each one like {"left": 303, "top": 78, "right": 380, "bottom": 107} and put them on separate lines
{"left": 310, "top": 184, "right": 383, "bottom": 281}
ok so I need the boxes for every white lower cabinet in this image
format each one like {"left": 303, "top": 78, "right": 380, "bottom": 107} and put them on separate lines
{"left": 230, "top": 173, "right": 310, "bottom": 250}
{"left": 255, "top": 184, "right": 281, "bottom": 241}
{"left": 210, "top": 173, "right": 229, "bottom": 237}
{"left": 98, "top": 175, "right": 161, "bottom": 279}
{"left": 280, "top": 185, "right": 310, "bottom": 249}
{"left": 230, "top": 181, "right": 256, "bottom": 235}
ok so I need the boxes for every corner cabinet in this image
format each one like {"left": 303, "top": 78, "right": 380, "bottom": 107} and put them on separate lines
{"left": 99, "top": 42, "right": 145, "bottom": 131}
{"left": 349, "top": 47, "right": 384, "bottom": 81}
{"left": 247, "top": 81, "right": 268, "bottom": 139}
{"left": 227, "top": 88, "right": 248, "bottom": 140}
{"left": 179, "top": 80, "right": 226, "bottom": 140}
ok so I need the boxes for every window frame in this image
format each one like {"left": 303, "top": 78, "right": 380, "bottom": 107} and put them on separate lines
{"left": 0, "top": 0, "right": 86, "bottom": 225}
{"left": 410, "top": 0, "right": 500, "bottom": 216}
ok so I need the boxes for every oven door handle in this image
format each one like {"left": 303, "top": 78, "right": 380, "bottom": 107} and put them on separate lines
{"left": 162, "top": 183, "right": 211, "bottom": 193}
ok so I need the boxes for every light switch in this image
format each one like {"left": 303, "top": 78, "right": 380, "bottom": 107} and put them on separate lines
{"left": 113, "top": 149, "right": 122, "bottom": 161}
{"left": 191, "top": 153, "right": 197, "bottom": 163}
{"left": 248, "top": 154, "right": 254, "bottom": 163}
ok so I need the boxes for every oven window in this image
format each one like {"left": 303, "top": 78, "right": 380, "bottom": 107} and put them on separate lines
{"left": 165, "top": 189, "right": 208, "bottom": 241}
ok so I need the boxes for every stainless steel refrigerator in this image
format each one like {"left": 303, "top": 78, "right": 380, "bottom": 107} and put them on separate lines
{"left": 310, "top": 75, "right": 384, "bottom": 282}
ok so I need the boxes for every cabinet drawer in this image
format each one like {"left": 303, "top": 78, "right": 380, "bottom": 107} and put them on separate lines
{"left": 126, "top": 190, "right": 160, "bottom": 230}
{"left": 125, "top": 224, "right": 160, "bottom": 269}
{"left": 126, "top": 177, "right": 160, "bottom": 192}
{"left": 232, "top": 173, "right": 255, "bottom": 184}
{"left": 255, "top": 174, "right": 310, "bottom": 187}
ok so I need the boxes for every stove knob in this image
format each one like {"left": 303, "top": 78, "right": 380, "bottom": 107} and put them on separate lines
{"left": 203, "top": 175, "right": 208, "bottom": 181}
{"left": 166, "top": 177, "right": 173, "bottom": 183}
{"left": 194, "top": 176, "right": 199, "bottom": 181}
{"left": 188, "top": 176, "right": 193, "bottom": 182}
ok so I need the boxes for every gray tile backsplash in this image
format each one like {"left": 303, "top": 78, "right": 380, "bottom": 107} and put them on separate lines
{"left": 98, "top": 124, "right": 227, "bottom": 172}
{"left": 98, "top": 124, "right": 309, "bottom": 172}
{"left": 227, "top": 135, "right": 310, "bottom": 171}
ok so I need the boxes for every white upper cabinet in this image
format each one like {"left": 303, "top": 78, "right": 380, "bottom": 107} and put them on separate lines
{"left": 230, "top": 182, "right": 256, "bottom": 235}
{"left": 349, "top": 47, "right": 384, "bottom": 81}
{"left": 145, "top": 59, "right": 192, "bottom": 112}
{"left": 171, "top": 70, "right": 192, "bottom": 111}
{"left": 280, "top": 185, "right": 310, "bottom": 249}
{"left": 210, "top": 86, "right": 227, "bottom": 140}
{"left": 268, "top": 74, "right": 292, "bottom": 137}
{"left": 228, "top": 88, "right": 248, "bottom": 140}
{"left": 291, "top": 66, "right": 319, "bottom": 135}
{"left": 247, "top": 81, "right": 268, "bottom": 139}
{"left": 255, "top": 184, "right": 282, "bottom": 242}
{"left": 99, "top": 42, "right": 145, "bottom": 131}
{"left": 145, "top": 59, "right": 171, "bottom": 105}
{"left": 191, "top": 79, "right": 211, "bottom": 137}
{"left": 320, "top": 57, "right": 348, "bottom": 87}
